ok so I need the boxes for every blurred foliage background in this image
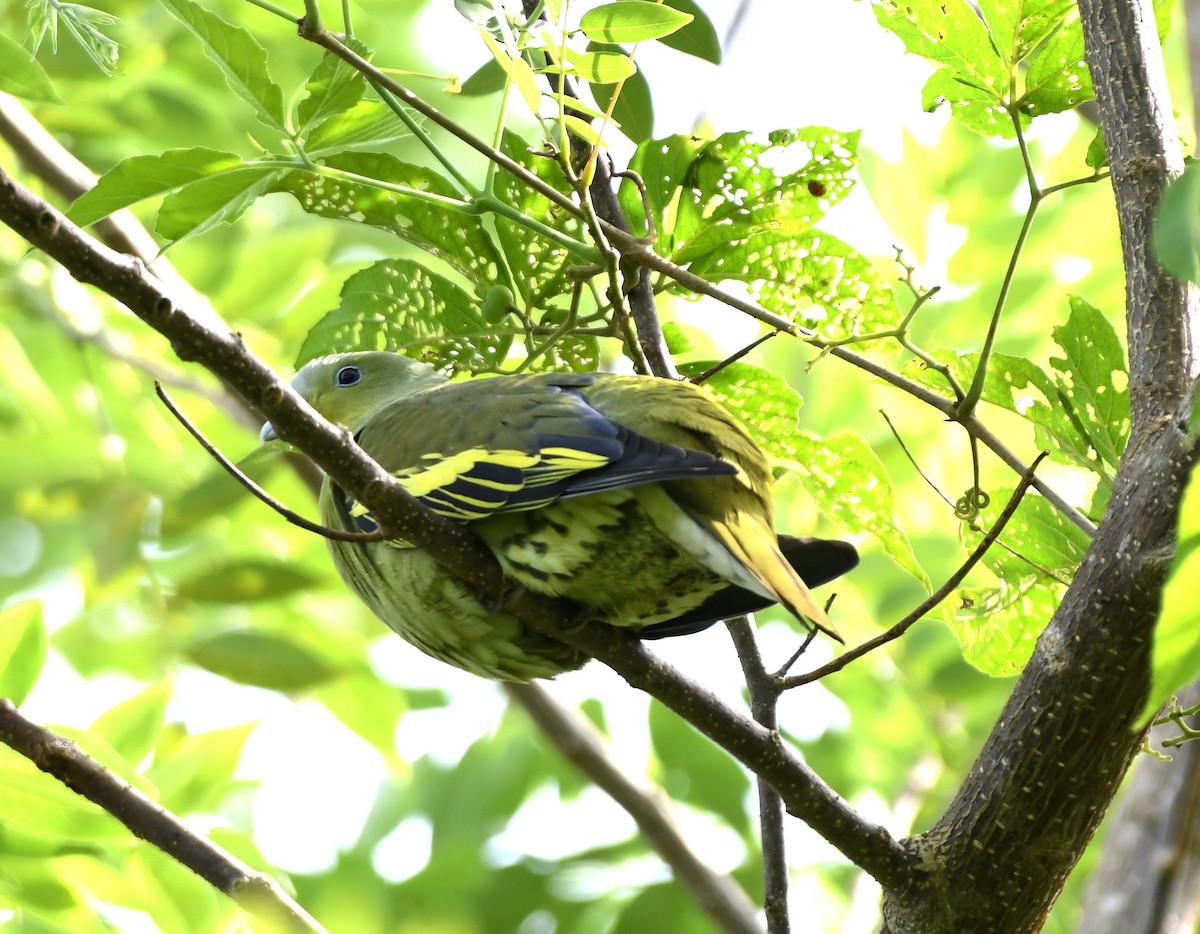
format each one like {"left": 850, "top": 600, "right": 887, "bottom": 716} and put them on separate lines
{"left": 0, "top": 0, "right": 1172, "bottom": 931}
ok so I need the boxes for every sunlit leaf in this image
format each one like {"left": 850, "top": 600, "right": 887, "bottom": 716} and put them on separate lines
{"left": 159, "top": 0, "right": 286, "bottom": 132}
{"left": 188, "top": 630, "right": 339, "bottom": 690}
{"left": 0, "top": 34, "right": 61, "bottom": 102}
{"left": 297, "top": 258, "right": 512, "bottom": 370}
{"left": 156, "top": 166, "right": 282, "bottom": 243}
{"left": 1144, "top": 460, "right": 1200, "bottom": 720}
{"left": 790, "top": 431, "right": 930, "bottom": 588}
{"left": 1155, "top": 162, "right": 1200, "bottom": 285}
{"left": 90, "top": 680, "right": 173, "bottom": 765}
{"left": 68, "top": 148, "right": 246, "bottom": 227}
{"left": 175, "top": 558, "right": 320, "bottom": 604}
{"left": 579, "top": 2, "right": 693, "bottom": 44}
{"left": 0, "top": 601, "right": 46, "bottom": 706}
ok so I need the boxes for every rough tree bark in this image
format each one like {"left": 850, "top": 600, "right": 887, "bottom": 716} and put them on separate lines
{"left": 882, "top": 0, "right": 1200, "bottom": 929}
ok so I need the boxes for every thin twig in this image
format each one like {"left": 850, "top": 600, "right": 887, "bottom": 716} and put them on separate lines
{"left": 726, "top": 617, "right": 790, "bottom": 934}
{"left": 154, "top": 383, "right": 385, "bottom": 543}
{"left": 783, "top": 452, "right": 1050, "bottom": 688}
{"left": 0, "top": 700, "right": 326, "bottom": 933}
{"left": 690, "top": 333, "right": 780, "bottom": 384}
{"left": 505, "top": 683, "right": 761, "bottom": 934}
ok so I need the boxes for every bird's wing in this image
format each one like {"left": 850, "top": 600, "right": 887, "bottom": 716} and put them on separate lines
{"left": 347, "top": 373, "right": 735, "bottom": 525}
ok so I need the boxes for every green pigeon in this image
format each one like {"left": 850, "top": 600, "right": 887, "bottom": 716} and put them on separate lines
{"left": 261, "top": 352, "right": 857, "bottom": 681}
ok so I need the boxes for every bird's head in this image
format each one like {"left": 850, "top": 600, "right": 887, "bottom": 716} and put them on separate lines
{"left": 260, "top": 351, "right": 447, "bottom": 443}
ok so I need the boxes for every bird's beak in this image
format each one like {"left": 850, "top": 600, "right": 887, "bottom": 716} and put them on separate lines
{"left": 259, "top": 421, "right": 278, "bottom": 443}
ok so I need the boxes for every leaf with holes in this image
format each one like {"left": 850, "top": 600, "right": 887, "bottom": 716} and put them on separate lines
{"left": 697, "top": 228, "right": 903, "bottom": 337}
{"left": 676, "top": 128, "right": 860, "bottom": 265}
{"left": 790, "top": 431, "right": 930, "bottom": 588}
{"left": 297, "top": 258, "right": 512, "bottom": 370}
{"left": 679, "top": 361, "right": 806, "bottom": 465}
{"left": 983, "top": 298, "right": 1129, "bottom": 479}
{"left": 873, "top": 0, "right": 1010, "bottom": 136}
{"left": 490, "top": 132, "right": 585, "bottom": 307}
{"left": 1022, "top": 0, "right": 1171, "bottom": 116}
{"left": 274, "top": 153, "right": 507, "bottom": 290}
{"left": 622, "top": 129, "right": 859, "bottom": 267}
{"left": 950, "top": 575, "right": 1061, "bottom": 675}
{"left": 948, "top": 486, "right": 1088, "bottom": 675}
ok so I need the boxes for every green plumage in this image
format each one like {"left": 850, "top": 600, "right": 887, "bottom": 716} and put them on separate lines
{"left": 262, "top": 352, "right": 857, "bottom": 681}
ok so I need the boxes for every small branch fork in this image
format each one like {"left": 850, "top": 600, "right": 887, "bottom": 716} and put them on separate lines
{"left": 0, "top": 700, "right": 326, "bottom": 934}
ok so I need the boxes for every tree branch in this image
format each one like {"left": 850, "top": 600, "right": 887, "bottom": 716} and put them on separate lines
{"left": 0, "top": 165, "right": 913, "bottom": 891}
{"left": 505, "top": 683, "right": 761, "bottom": 934}
{"left": 0, "top": 700, "right": 325, "bottom": 933}
{"left": 882, "top": 0, "right": 1200, "bottom": 928}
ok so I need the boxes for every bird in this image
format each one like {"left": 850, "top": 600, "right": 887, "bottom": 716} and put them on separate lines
{"left": 261, "top": 351, "right": 858, "bottom": 681}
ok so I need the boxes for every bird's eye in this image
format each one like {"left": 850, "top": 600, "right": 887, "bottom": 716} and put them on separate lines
{"left": 335, "top": 366, "right": 362, "bottom": 387}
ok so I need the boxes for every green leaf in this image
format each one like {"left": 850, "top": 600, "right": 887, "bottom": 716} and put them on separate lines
{"left": 1047, "top": 295, "right": 1130, "bottom": 469}
{"left": 460, "top": 57, "right": 506, "bottom": 95}
{"left": 983, "top": 297, "right": 1129, "bottom": 476}
{"left": 950, "top": 488, "right": 1088, "bottom": 675}
{"left": 1086, "top": 127, "right": 1109, "bottom": 169}
{"left": 791, "top": 431, "right": 930, "bottom": 588}
{"left": 0, "top": 601, "right": 46, "bottom": 706}
{"left": 1022, "top": 0, "right": 1171, "bottom": 117}
{"left": 188, "top": 630, "right": 338, "bottom": 690}
{"left": 1155, "top": 162, "right": 1200, "bottom": 285}
{"left": 305, "top": 101, "right": 414, "bottom": 157}
{"left": 490, "top": 132, "right": 586, "bottom": 307}
{"left": 951, "top": 574, "right": 1061, "bottom": 675}
{"left": 873, "top": 0, "right": 1011, "bottom": 136}
{"left": 155, "top": 166, "right": 281, "bottom": 243}
{"left": 175, "top": 557, "right": 320, "bottom": 604}
{"left": 709, "top": 229, "right": 904, "bottom": 337}
{"left": 148, "top": 722, "right": 256, "bottom": 813}
{"left": 90, "top": 680, "right": 172, "bottom": 765}
{"left": 625, "top": 128, "right": 860, "bottom": 265}
{"left": 679, "top": 361, "right": 927, "bottom": 586}
{"left": 1145, "top": 461, "right": 1200, "bottom": 720}
{"left": 568, "top": 50, "right": 637, "bottom": 83}
{"left": 68, "top": 147, "right": 245, "bottom": 227}
{"left": 297, "top": 258, "right": 512, "bottom": 370}
{"left": 295, "top": 40, "right": 369, "bottom": 134}
{"left": 579, "top": 2, "right": 693, "bottom": 44}
{"left": 275, "top": 152, "right": 506, "bottom": 289}
{"left": 0, "top": 34, "right": 61, "bottom": 103}
{"left": 680, "top": 361, "right": 807, "bottom": 464}
{"left": 159, "top": 0, "right": 286, "bottom": 133}
{"left": 657, "top": 0, "right": 721, "bottom": 64}
{"left": 590, "top": 63, "right": 654, "bottom": 143}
